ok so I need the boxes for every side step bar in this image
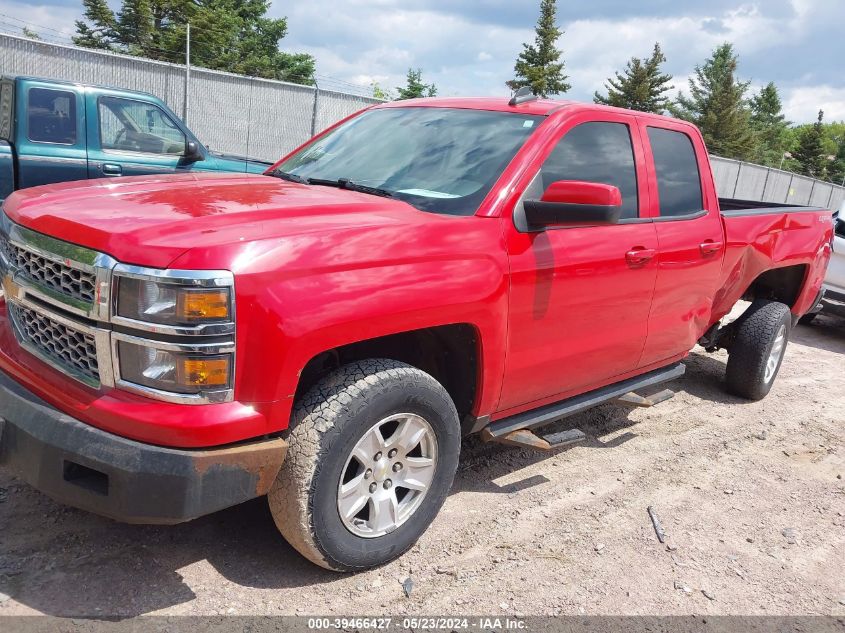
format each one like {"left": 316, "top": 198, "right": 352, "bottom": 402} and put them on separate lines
{"left": 480, "top": 427, "right": 587, "bottom": 451}
{"left": 485, "top": 363, "right": 685, "bottom": 440}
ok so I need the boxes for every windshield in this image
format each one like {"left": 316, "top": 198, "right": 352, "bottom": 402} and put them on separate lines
{"left": 276, "top": 107, "right": 544, "bottom": 216}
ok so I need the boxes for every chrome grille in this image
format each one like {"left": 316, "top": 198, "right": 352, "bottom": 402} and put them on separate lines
{"left": 0, "top": 233, "right": 13, "bottom": 265}
{"left": 4, "top": 240, "right": 96, "bottom": 303}
{"left": 9, "top": 303, "right": 99, "bottom": 381}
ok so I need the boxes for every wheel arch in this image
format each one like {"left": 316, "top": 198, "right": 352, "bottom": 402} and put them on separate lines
{"left": 741, "top": 264, "right": 809, "bottom": 309}
{"left": 293, "top": 323, "right": 482, "bottom": 431}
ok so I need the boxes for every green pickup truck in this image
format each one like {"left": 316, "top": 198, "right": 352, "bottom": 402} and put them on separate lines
{"left": 0, "top": 76, "right": 271, "bottom": 199}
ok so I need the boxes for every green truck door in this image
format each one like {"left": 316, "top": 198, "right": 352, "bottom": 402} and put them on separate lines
{"left": 86, "top": 92, "right": 198, "bottom": 179}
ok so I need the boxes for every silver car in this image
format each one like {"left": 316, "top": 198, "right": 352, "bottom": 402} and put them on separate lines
{"left": 808, "top": 209, "right": 845, "bottom": 320}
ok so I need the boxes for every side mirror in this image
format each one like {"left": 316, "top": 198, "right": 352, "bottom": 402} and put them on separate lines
{"left": 184, "top": 140, "right": 204, "bottom": 163}
{"left": 524, "top": 180, "right": 623, "bottom": 228}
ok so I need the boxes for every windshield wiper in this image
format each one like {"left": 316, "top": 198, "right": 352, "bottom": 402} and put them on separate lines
{"left": 308, "top": 177, "right": 395, "bottom": 199}
{"left": 268, "top": 169, "right": 308, "bottom": 184}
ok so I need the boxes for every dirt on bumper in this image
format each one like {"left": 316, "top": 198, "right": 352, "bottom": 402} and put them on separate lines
{"left": 0, "top": 369, "right": 286, "bottom": 524}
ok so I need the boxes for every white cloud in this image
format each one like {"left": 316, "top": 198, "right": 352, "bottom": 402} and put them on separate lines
{"left": 783, "top": 85, "right": 845, "bottom": 123}
{"left": 0, "top": 1, "right": 79, "bottom": 41}
{"left": 272, "top": 0, "right": 841, "bottom": 122}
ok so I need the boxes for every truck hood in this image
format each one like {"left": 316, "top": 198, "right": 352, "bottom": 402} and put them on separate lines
{"left": 3, "top": 172, "right": 426, "bottom": 268}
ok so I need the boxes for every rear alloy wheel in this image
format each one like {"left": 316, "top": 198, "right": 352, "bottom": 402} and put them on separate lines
{"left": 268, "top": 359, "right": 460, "bottom": 571}
{"left": 725, "top": 300, "right": 792, "bottom": 400}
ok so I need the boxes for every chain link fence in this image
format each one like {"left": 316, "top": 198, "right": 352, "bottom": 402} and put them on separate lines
{"left": 0, "top": 33, "right": 381, "bottom": 161}
{"left": 1, "top": 33, "right": 844, "bottom": 210}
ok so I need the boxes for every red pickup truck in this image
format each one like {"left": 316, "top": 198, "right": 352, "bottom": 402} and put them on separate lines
{"left": 0, "top": 94, "right": 833, "bottom": 571}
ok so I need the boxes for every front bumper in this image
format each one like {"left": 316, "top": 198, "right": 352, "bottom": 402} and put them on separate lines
{"left": 0, "top": 369, "right": 287, "bottom": 524}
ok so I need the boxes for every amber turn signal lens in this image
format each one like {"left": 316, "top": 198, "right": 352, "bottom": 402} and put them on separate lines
{"left": 177, "top": 290, "right": 230, "bottom": 321}
{"left": 178, "top": 357, "right": 230, "bottom": 387}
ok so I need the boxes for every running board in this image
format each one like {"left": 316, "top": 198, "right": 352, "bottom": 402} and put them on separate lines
{"left": 485, "top": 363, "right": 685, "bottom": 439}
{"left": 614, "top": 388, "right": 675, "bottom": 408}
{"left": 480, "top": 427, "right": 587, "bottom": 451}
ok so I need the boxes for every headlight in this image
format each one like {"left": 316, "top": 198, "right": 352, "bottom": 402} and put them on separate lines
{"left": 110, "top": 266, "right": 236, "bottom": 404}
{"left": 116, "top": 277, "right": 232, "bottom": 325}
{"left": 118, "top": 340, "right": 233, "bottom": 395}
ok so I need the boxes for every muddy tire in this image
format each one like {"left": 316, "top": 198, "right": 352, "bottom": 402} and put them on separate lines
{"left": 725, "top": 300, "right": 792, "bottom": 401}
{"left": 268, "top": 359, "right": 460, "bottom": 572}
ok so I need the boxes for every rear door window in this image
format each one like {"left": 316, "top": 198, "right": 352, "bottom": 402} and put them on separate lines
{"left": 540, "top": 121, "right": 640, "bottom": 219}
{"left": 27, "top": 88, "right": 77, "bottom": 144}
{"left": 648, "top": 127, "right": 704, "bottom": 217}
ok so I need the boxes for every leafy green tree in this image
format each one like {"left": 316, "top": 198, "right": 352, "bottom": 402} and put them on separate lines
{"left": 396, "top": 68, "right": 437, "bottom": 100}
{"left": 371, "top": 82, "right": 392, "bottom": 101}
{"left": 671, "top": 43, "right": 754, "bottom": 160}
{"left": 594, "top": 43, "right": 673, "bottom": 113}
{"left": 793, "top": 110, "right": 827, "bottom": 177}
{"left": 506, "top": 0, "right": 570, "bottom": 97}
{"left": 749, "top": 82, "right": 790, "bottom": 167}
{"left": 21, "top": 27, "right": 41, "bottom": 40}
{"left": 827, "top": 139, "right": 845, "bottom": 185}
{"left": 74, "top": 0, "right": 316, "bottom": 85}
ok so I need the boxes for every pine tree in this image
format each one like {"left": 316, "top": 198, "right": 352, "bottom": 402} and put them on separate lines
{"left": 74, "top": 0, "right": 117, "bottom": 50}
{"left": 73, "top": 0, "right": 315, "bottom": 85}
{"left": 116, "top": 0, "right": 154, "bottom": 55}
{"left": 593, "top": 43, "right": 673, "bottom": 113}
{"left": 671, "top": 43, "right": 755, "bottom": 160}
{"left": 506, "top": 0, "right": 570, "bottom": 97}
{"left": 396, "top": 69, "right": 437, "bottom": 100}
{"left": 749, "top": 82, "right": 790, "bottom": 167}
{"left": 21, "top": 27, "right": 41, "bottom": 40}
{"left": 793, "top": 110, "right": 827, "bottom": 177}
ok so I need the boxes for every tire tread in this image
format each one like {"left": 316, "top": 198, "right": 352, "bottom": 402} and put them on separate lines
{"left": 725, "top": 300, "right": 791, "bottom": 400}
{"left": 268, "top": 358, "right": 457, "bottom": 571}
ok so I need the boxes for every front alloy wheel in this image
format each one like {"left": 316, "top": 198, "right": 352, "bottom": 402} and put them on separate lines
{"left": 338, "top": 413, "right": 438, "bottom": 538}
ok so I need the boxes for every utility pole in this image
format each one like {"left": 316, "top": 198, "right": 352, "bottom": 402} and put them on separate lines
{"left": 183, "top": 22, "right": 190, "bottom": 125}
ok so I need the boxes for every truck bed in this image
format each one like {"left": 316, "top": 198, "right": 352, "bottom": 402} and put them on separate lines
{"left": 710, "top": 199, "right": 833, "bottom": 324}
{"left": 718, "top": 197, "right": 827, "bottom": 215}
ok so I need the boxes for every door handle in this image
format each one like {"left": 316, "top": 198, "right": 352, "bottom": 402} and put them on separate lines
{"left": 625, "top": 247, "right": 656, "bottom": 267}
{"left": 101, "top": 163, "right": 122, "bottom": 176}
{"left": 699, "top": 240, "right": 723, "bottom": 256}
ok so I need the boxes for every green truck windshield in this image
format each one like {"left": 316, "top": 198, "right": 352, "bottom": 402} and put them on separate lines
{"left": 277, "top": 107, "right": 544, "bottom": 216}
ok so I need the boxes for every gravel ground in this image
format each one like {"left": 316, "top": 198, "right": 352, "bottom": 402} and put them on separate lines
{"left": 0, "top": 314, "right": 843, "bottom": 618}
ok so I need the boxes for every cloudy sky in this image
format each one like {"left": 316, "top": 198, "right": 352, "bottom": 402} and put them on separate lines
{"left": 1, "top": 0, "right": 843, "bottom": 123}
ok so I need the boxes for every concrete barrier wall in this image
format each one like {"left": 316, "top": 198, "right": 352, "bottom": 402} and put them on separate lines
{"left": 710, "top": 156, "right": 844, "bottom": 210}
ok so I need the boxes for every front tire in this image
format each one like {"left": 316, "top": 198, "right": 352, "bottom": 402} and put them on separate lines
{"left": 725, "top": 300, "right": 792, "bottom": 400}
{"left": 268, "top": 359, "right": 460, "bottom": 571}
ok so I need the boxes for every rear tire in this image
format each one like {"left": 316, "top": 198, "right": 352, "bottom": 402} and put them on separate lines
{"left": 725, "top": 300, "right": 792, "bottom": 401}
{"left": 268, "top": 359, "right": 460, "bottom": 572}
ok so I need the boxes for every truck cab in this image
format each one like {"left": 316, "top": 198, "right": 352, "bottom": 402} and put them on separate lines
{"left": 0, "top": 76, "right": 269, "bottom": 200}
